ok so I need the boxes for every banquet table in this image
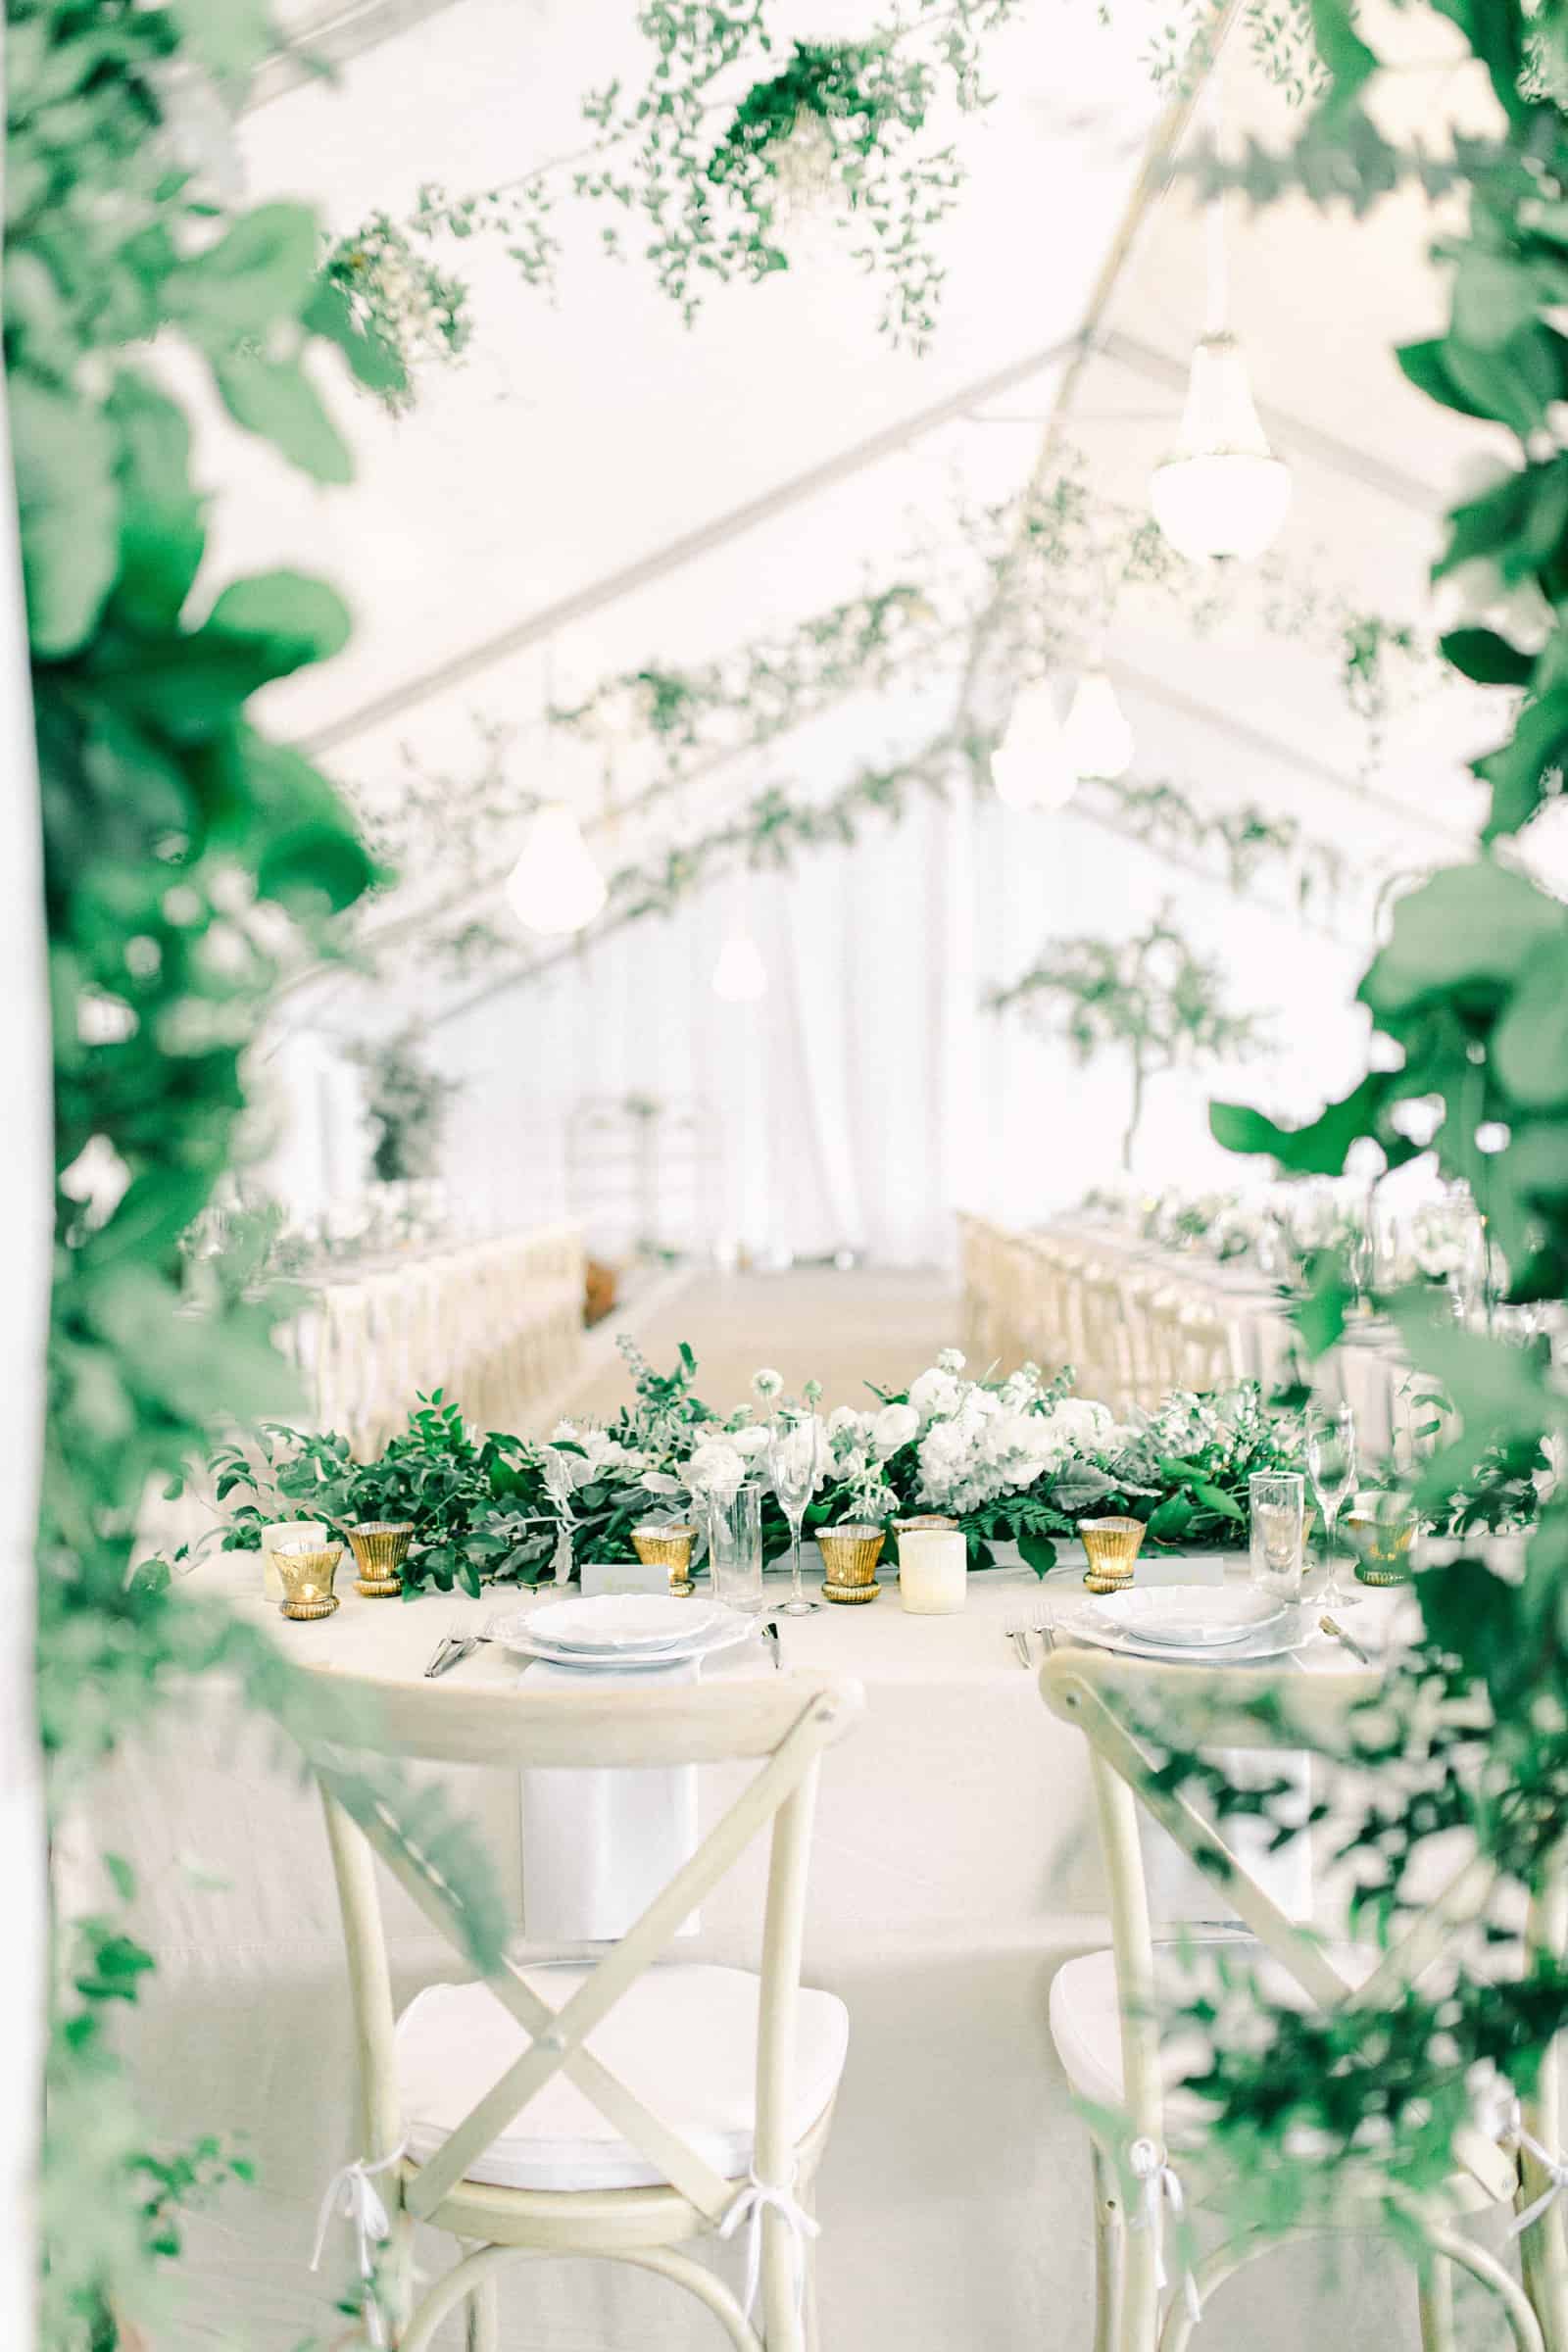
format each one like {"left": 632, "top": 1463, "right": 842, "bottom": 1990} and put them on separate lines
{"left": 96, "top": 1552, "right": 1422, "bottom": 2352}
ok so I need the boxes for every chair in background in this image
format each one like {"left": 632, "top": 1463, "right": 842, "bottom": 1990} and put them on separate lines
{"left": 1038, "top": 1644, "right": 1548, "bottom": 2352}
{"left": 314, "top": 1669, "right": 862, "bottom": 2352}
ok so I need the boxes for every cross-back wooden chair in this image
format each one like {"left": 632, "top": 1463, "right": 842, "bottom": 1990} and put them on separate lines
{"left": 1040, "top": 1645, "right": 1563, "bottom": 2352}
{"left": 312, "top": 1667, "right": 863, "bottom": 2352}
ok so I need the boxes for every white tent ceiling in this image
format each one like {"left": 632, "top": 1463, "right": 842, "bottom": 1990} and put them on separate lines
{"left": 209, "top": 0, "right": 1541, "bottom": 1243}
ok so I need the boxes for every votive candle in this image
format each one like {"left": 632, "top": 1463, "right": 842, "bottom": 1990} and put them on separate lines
{"left": 259, "top": 1519, "right": 327, "bottom": 1601}
{"left": 899, "top": 1528, "right": 967, "bottom": 1615}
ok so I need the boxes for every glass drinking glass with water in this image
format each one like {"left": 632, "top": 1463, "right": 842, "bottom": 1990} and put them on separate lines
{"left": 1306, "top": 1402, "right": 1360, "bottom": 1610}
{"left": 767, "top": 1412, "right": 825, "bottom": 1617}
{"left": 705, "top": 1480, "right": 764, "bottom": 1614}
{"left": 1249, "top": 1471, "right": 1305, "bottom": 1603}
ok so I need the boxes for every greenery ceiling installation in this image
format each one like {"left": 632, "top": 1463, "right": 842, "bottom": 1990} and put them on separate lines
{"left": 1096, "top": 0, "right": 1568, "bottom": 2270}
{"left": 12, "top": 7, "right": 502, "bottom": 2346}
{"left": 987, "top": 911, "right": 1270, "bottom": 1169}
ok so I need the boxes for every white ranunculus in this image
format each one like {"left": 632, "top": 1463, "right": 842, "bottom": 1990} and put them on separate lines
{"left": 733, "top": 1424, "right": 772, "bottom": 1461}
{"left": 937, "top": 1348, "right": 966, "bottom": 1375}
{"left": 826, "top": 1404, "right": 863, "bottom": 1440}
{"left": 871, "top": 1401, "right": 918, "bottom": 1456}
{"left": 908, "top": 1367, "right": 962, "bottom": 1422}
{"left": 752, "top": 1368, "right": 784, "bottom": 1400}
{"left": 685, "top": 1439, "right": 748, "bottom": 1493}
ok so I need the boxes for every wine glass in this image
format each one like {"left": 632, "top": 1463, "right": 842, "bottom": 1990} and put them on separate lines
{"left": 767, "top": 1413, "right": 824, "bottom": 1617}
{"left": 1306, "top": 1402, "right": 1361, "bottom": 1611}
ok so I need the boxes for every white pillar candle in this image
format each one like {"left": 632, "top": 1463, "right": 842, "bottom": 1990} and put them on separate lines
{"left": 258, "top": 1519, "right": 327, "bottom": 1601}
{"left": 898, "top": 1529, "right": 968, "bottom": 1615}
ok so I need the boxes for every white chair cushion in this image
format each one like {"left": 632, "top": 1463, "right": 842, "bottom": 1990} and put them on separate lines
{"left": 396, "top": 1962, "right": 849, "bottom": 2193}
{"left": 1051, "top": 1941, "right": 1381, "bottom": 2117}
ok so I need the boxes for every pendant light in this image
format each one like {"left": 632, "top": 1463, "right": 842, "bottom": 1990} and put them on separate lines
{"left": 991, "top": 681, "right": 1076, "bottom": 811}
{"left": 711, "top": 930, "right": 768, "bottom": 1003}
{"left": 1063, "top": 668, "right": 1135, "bottom": 781}
{"left": 1151, "top": 90, "right": 1290, "bottom": 564}
{"left": 505, "top": 802, "right": 608, "bottom": 937}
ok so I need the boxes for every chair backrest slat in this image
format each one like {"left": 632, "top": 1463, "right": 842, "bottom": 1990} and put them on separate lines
{"left": 314, "top": 1669, "right": 862, "bottom": 2227}
{"left": 1042, "top": 1649, "right": 1520, "bottom": 2206}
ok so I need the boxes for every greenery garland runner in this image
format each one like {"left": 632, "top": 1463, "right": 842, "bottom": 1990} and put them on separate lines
{"left": 202, "top": 1340, "right": 1309, "bottom": 1585}
{"left": 13, "top": 7, "right": 506, "bottom": 2345}
{"left": 1062, "top": 0, "right": 1568, "bottom": 2261}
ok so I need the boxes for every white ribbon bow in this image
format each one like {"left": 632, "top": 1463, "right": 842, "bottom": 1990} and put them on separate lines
{"left": 310, "top": 2141, "right": 408, "bottom": 2349}
{"left": 718, "top": 2166, "right": 821, "bottom": 2338}
{"left": 1504, "top": 2104, "right": 1568, "bottom": 2238}
{"left": 1128, "top": 2137, "right": 1202, "bottom": 2324}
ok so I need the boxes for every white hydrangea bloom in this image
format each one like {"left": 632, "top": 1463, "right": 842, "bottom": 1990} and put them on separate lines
{"left": 937, "top": 1348, "right": 966, "bottom": 1375}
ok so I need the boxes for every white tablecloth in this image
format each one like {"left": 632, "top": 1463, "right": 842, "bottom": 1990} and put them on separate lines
{"left": 88, "top": 1552, "right": 1419, "bottom": 2352}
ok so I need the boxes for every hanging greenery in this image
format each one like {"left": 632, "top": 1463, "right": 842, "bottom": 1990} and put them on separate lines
{"left": 987, "top": 911, "right": 1271, "bottom": 1170}
{"left": 13, "top": 7, "right": 505, "bottom": 2345}
{"left": 321, "top": 214, "right": 472, "bottom": 414}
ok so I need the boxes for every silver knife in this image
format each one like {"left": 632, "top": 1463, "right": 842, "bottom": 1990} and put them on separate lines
{"left": 760, "top": 1621, "right": 783, "bottom": 1672}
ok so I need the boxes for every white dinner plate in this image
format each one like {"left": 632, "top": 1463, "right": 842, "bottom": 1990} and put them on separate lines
{"left": 1090, "top": 1585, "right": 1284, "bottom": 1649}
{"left": 1055, "top": 1594, "right": 1306, "bottom": 1664}
{"left": 492, "top": 1606, "right": 754, "bottom": 1671}
{"left": 526, "top": 1594, "right": 725, "bottom": 1652}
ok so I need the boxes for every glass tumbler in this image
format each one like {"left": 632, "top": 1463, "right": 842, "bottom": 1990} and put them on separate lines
{"left": 706, "top": 1480, "right": 765, "bottom": 1614}
{"left": 1250, "top": 1471, "right": 1305, "bottom": 1603}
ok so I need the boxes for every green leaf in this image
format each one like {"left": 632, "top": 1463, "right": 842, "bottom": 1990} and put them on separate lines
{"left": 1493, "top": 937, "right": 1568, "bottom": 1106}
{"left": 164, "top": 0, "right": 273, "bottom": 82}
{"left": 1450, "top": 247, "right": 1538, "bottom": 350}
{"left": 1434, "top": 461, "right": 1568, "bottom": 585}
{"left": 1397, "top": 338, "right": 1491, "bottom": 421}
{"left": 1360, "top": 863, "right": 1568, "bottom": 1022}
{"left": 163, "top": 204, "right": 322, "bottom": 343}
{"left": 208, "top": 572, "right": 352, "bottom": 669}
{"left": 1472, "top": 689, "right": 1568, "bottom": 839}
{"left": 1210, "top": 1070, "right": 1391, "bottom": 1176}
{"left": 1297, "top": 1272, "right": 1350, "bottom": 1357}
{"left": 106, "top": 371, "right": 206, "bottom": 626}
{"left": 1017, "top": 1528, "right": 1057, "bottom": 1577}
{"left": 1441, "top": 625, "right": 1536, "bottom": 687}
{"left": 1307, "top": 0, "right": 1379, "bottom": 105}
{"left": 1440, "top": 329, "right": 1562, "bottom": 439}
{"left": 10, "top": 370, "right": 120, "bottom": 657}
{"left": 104, "top": 1854, "right": 136, "bottom": 1902}
{"left": 1147, "top": 1495, "right": 1192, "bottom": 1543}
{"left": 211, "top": 351, "right": 353, "bottom": 484}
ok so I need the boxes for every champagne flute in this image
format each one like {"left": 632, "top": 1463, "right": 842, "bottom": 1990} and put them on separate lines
{"left": 1306, "top": 1402, "right": 1360, "bottom": 1610}
{"left": 767, "top": 1413, "right": 823, "bottom": 1617}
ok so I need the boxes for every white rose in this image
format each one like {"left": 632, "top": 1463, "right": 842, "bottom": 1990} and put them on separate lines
{"left": 685, "top": 1439, "right": 748, "bottom": 1493}
{"left": 733, "top": 1424, "right": 772, "bottom": 1461}
{"left": 1045, "top": 1399, "right": 1114, "bottom": 1449}
{"left": 871, "top": 1401, "right": 918, "bottom": 1456}
{"left": 909, "top": 1367, "right": 962, "bottom": 1422}
{"left": 937, "top": 1348, "right": 966, "bottom": 1375}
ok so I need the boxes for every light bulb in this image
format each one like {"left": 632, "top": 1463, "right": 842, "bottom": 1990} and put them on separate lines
{"left": 1151, "top": 332, "right": 1291, "bottom": 563}
{"left": 711, "top": 930, "right": 767, "bottom": 1003}
{"left": 504, "top": 803, "right": 608, "bottom": 937}
{"left": 1063, "top": 670, "right": 1135, "bottom": 781}
{"left": 992, "top": 683, "right": 1076, "bottom": 811}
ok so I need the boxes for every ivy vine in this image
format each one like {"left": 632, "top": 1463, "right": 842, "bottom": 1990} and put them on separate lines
{"left": 13, "top": 7, "right": 504, "bottom": 2345}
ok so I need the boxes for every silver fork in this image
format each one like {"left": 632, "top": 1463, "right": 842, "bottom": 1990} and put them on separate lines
{"left": 1029, "top": 1600, "right": 1057, "bottom": 1655}
{"left": 1003, "top": 1613, "right": 1033, "bottom": 1667}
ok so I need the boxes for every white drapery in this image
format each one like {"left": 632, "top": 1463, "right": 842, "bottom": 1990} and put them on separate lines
{"left": 423, "top": 760, "right": 1368, "bottom": 1266}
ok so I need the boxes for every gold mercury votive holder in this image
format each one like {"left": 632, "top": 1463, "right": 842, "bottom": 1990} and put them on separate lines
{"left": 1079, "top": 1515, "right": 1146, "bottom": 1593}
{"left": 817, "top": 1523, "right": 886, "bottom": 1605}
{"left": 632, "top": 1522, "right": 697, "bottom": 1596}
{"left": 1345, "top": 1495, "right": 1418, "bottom": 1586}
{"left": 274, "top": 1539, "right": 344, "bottom": 1621}
{"left": 347, "top": 1520, "right": 414, "bottom": 1597}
